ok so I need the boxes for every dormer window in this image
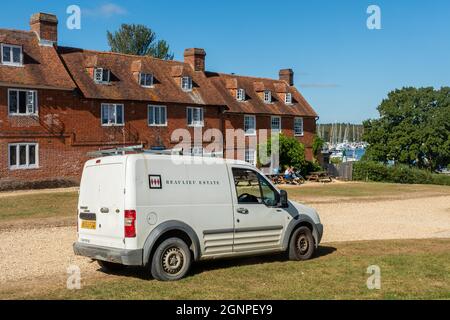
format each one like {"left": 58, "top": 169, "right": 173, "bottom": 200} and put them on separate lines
{"left": 94, "top": 68, "right": 110, "bottom": 84}
{"left": 264, "top": 90, "right": 272, "bottom": 103}
{"left": 285, "top": 92, "right": 293, "bottom": 104}
{"left": 181, "top": 76, "right": 192, "bottom": 91}
{"left": 1, "top": 44, "right": 23, "bottom": 66}
{"left": 140, "top": 73, "right": 154, "bottom": 87}
{"left": 236, "top": 88, "right": 246, "bottom": 101}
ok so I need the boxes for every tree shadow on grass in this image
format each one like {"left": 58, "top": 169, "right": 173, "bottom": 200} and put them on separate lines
{"left": 96, "top": 245, "right": 337, "bottom": 281}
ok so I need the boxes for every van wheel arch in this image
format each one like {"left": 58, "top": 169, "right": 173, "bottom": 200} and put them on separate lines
{"left": 284, "top": 219, "right": 317, "bottom": 250}
{"left": 143, "top": 221, "right": 200, "bottom": 266}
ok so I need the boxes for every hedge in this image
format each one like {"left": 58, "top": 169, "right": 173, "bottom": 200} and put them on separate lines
{"left": 0, "top": 179, "right": 79, "bottom": 192}
{"left": 353, "top": 161, "right": 450, "bottom": 186}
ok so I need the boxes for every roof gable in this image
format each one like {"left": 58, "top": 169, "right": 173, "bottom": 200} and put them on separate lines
{"left": 0, "top": 29, "right": 75, "bottom": 90}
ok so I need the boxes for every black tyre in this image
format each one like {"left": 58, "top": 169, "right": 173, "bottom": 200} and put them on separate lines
{"left": 97, "top": 260, "right": 126, "bottom": 272}
{"left": 151, "top": 237, "right": 192, "bottom": 281}
{"left": 288, "top": 226, "right": 315, "bottom": 261}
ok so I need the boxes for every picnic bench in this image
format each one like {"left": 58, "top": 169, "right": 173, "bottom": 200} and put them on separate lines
{"left": 267, "top": 174, "right": 305, "bottom": 185}
{"left": 306, "top": 171, "right": 332, "bottom": 183}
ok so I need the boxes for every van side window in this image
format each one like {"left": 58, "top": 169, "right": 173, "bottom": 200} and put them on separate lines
{"left": 232, "top": 168, "right": 279, "bottom": 206}
{"left": 258, "top": 175, "right": 279, "bottom": 206}
{"left": 233, "top": 168, "right": 261, "bottom": 204}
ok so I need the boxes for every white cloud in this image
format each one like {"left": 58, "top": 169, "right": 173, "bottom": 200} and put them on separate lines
{"left": 84, "top": 3, "right": 127, "bottom": 18}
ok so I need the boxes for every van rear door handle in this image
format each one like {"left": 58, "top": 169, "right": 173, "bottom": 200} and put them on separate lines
{"left": 237, "top": 208, "right": 249, "bottom": 215}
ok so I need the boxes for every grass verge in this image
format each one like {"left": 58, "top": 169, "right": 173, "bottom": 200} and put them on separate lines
{"left": 37, "top": 239, "right": 450, "bottom": 300}
{"left": 0, "top": 192, "right": 77, "bottom": 222}
{"left": 282, "top": 182, "right": 450, "bottom": 202}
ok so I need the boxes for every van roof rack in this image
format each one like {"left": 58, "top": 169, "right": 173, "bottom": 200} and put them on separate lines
{"left": 87, "top": 145, "right": 223, "bottom": 158}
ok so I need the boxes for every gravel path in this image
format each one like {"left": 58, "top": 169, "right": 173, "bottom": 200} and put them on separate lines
{"left": 0, "top": 195, "right": 449, "bottom": 294}
{"left": 314, "top": 195, "right": 450, "bottom": 242}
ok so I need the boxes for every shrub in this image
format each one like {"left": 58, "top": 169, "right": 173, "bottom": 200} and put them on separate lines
{"left": 330, "top": 157, "right": 343, "bottom": 165}
{"left": 299, "top": 160, "right": 322, "bottom": 177}
{"left": 258, "top": 133, "right": 306, "bottom": 170}
{"left": 353, "top": 161, "right": 450, "bottom": 186}
{"left": 0, "top": 179, "right": 79, "bottom": 192}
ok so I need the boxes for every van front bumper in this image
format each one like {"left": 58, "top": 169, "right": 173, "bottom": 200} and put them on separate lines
{"left": 73, "top": 242, "right": 143, "bottom": 266}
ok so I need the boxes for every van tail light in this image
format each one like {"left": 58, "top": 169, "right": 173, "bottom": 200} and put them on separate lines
{"left": 124, "top": 210, "right": 136, "bottom": 238}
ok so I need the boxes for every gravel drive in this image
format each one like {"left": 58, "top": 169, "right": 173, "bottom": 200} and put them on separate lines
{"left": 0, "top": 194, "right": 449, "bottom": 294}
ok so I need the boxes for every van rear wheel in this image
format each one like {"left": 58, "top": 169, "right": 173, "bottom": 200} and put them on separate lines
{"left": 151, "top": 237, "right": 192, "bottom": 281}
{"left": 97, "top": 260, "right": 126, "bottom": 272}
{"left": 288, "top": 226, "right": 315, "bottom": 261}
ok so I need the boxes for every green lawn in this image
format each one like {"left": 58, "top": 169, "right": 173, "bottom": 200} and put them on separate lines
{"left": 0, "top": 192, "right": 78, "bottom": 222}
{"left": 38, "top": 239, "right": 450, "bottom": 300}
{"left": 281, "top": 182, "right": 450, "bottom": 202}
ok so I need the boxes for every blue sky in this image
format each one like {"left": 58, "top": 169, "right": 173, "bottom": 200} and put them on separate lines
{"left": 1, "top": 0, "right": 449, "bottom": 123}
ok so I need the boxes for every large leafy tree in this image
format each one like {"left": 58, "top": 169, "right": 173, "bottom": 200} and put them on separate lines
{"left": 363, "top": 87, "right": 450, "bottom": 170}
{"left": 258, "top": 133, "right": 306, "bottom": 170}
{"left": 107, "top": 24, "right": 174, "bottom": 60}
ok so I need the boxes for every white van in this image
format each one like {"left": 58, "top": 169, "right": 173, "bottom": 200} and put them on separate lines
{"left": 74, "top": 153, "right": 323, "bottom": 281}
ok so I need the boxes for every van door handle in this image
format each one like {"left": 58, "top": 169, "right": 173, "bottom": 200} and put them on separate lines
{"left": 237, "top": 208, "right": 249, "bottom": 215}
{"left": 100, "top": 207, "right": 109, "bottom": 213}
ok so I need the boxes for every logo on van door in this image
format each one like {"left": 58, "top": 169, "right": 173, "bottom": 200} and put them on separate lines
{"left": 149, "top": 175, "right": 162, "bottom": 189}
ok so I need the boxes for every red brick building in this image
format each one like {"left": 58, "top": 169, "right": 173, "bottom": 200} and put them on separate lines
{"left": 0, "top": 13, "right": 318, "bottom": 189}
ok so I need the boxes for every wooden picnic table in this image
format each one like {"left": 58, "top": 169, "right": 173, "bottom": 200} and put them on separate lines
{"left": 267, "top": 173, "right": 305, "bottom": 185}
{"left": 306, "top": 171, "right": 332, "bottom": 183}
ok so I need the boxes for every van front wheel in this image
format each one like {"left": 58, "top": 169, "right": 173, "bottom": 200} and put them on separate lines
{"left": 151, "top": 237, "right": 192, "bottom": 281}
{"left": 288, "top": 226, "right": 315, "bottom": 261}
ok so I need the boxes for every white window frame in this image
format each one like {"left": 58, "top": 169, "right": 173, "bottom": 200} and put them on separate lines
{"left": 263, "top": 90, "right": 272, "bottom": 103}
{"left": 181, "top": 76, "right": 193, "bottom": 91}
{"left": 294, "top": 117, "right": 304, "bottom": 136}
{"left": 140, "top": 73, "right": 154, "bottom": 87}
{"left": 94, "top": 68, "right": 110, "bottom": 84}
{"left": 148, "top": 105, "right": 167, "bottom": 127}
{"left": 245, "top": 149, "right": 257, "bottom": 167}
{"left": 101, "top": 103, "right": 124, "bottom": 126}
{"left": 8, "top": 143, "right": 39, "bottom": 170}
{"left": 271, "top": 116, "right": 281, "bottom": 133}
{"left": 1, "top": 44, "right": 23, "bottom": 66}
{"left": 236, "top": 88, "right": 245, "bottom": 101}
{"left": 187, "top": 107, "right": 204, "bottom": 127}
{"left": 8, "top": 89, "right": 38, "bottom": 116}
{"left": 285, "top": 92, "right": 293, "bottom": 105}
{"left": 244, "top": 115, "right": 256, "bottom": 136}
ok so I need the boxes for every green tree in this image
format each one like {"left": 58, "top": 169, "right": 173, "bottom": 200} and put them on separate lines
{"left": 312, "top": 135, "right": 325, "bottom": 160}
{"left": 107, "top": 24, "right": 174, "bottom": 60}
{"left": 363, "top": 87, "right": 450, "bottom": 170}
{"left": 258, "top": 133, "right": 306, "bottom": 170}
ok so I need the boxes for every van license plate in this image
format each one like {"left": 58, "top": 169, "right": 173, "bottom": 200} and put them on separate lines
{"left": 81, "top": 220, "right": 96, "bottom": 230}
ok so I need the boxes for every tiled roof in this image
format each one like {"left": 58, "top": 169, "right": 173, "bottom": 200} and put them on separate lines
{"left": 207, "top": 72, "right": 318, "bottom": 117}
{"left": 57, "top": 47, "right": 226, "bottom": 106}
{"left": 0, "top": 28, "right": 318, "bottom": 117}
{"left": 0, "top": 29, "right": 75, "bottom": 90}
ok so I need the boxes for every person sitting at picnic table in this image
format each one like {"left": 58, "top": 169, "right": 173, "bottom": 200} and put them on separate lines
{"left": 284, "top": 166, "right": 297, "bottom": 179}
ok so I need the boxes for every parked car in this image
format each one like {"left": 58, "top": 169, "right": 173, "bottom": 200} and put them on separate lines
{"left": 73, "top": 153, "right": 323, "bottom": 281}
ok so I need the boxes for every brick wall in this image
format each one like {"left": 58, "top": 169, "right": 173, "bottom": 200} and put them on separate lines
{"left": 223, "top": 113, "right": 316, "bottom": 161}
{"left": 0, "top": 86, "right": 223, "bottom": 186}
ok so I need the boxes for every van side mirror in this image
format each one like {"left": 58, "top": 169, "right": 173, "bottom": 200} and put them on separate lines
{"left": 279, "top": 190, "right": 288, "bottom": 208}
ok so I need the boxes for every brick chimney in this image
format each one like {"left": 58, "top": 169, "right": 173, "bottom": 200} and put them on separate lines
{"left": 279, "top": 69, "right": 294, "bottom": 86}
{"left": 30, "top": 13, "right": 58, "bottom": 45}
{"left": 184, "top": 48, "right": 206, "bottom": 72}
